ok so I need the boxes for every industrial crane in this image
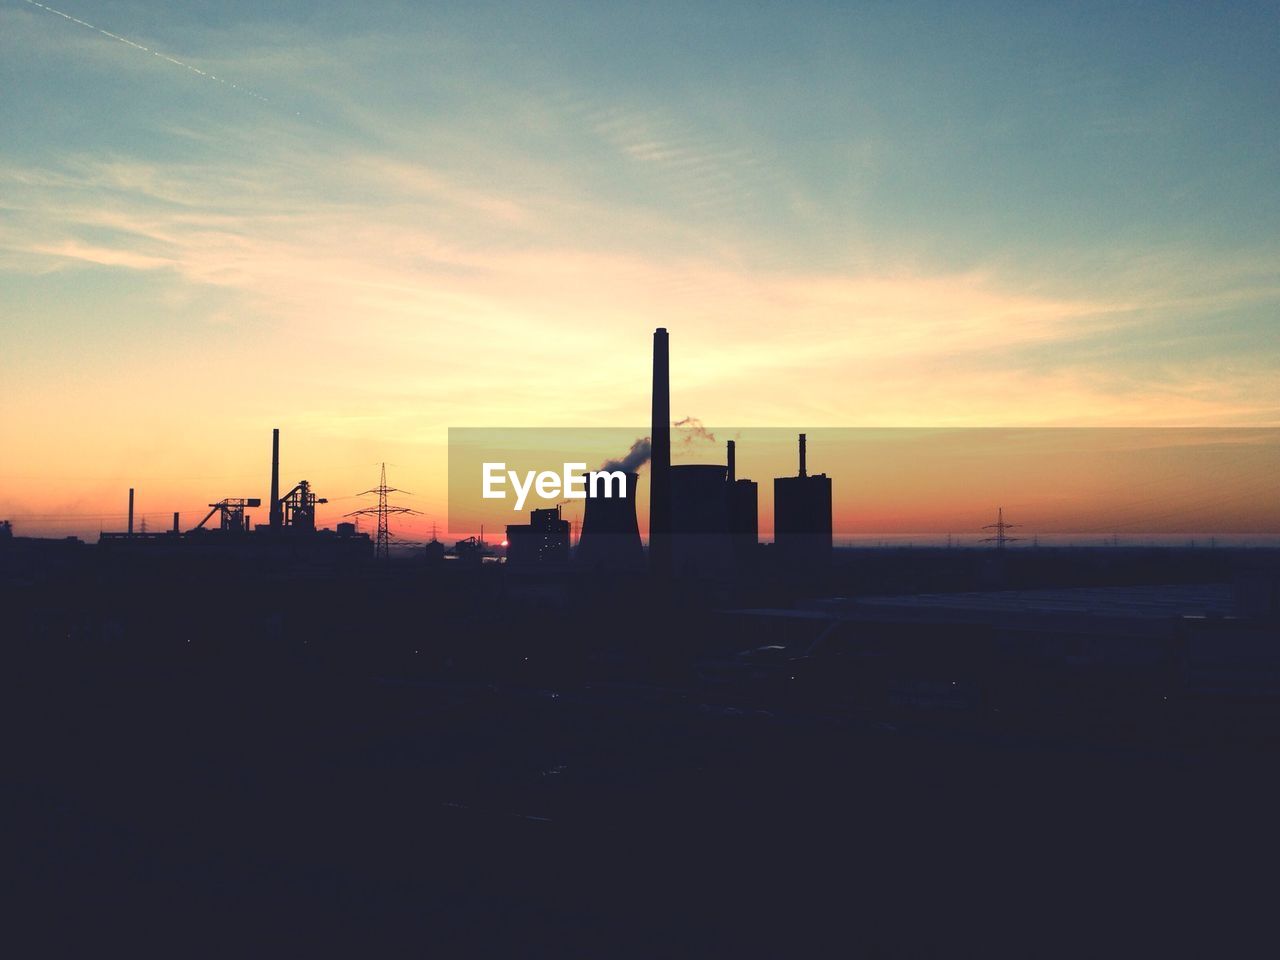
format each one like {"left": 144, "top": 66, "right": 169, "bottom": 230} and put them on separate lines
{"left": 193, "top": 498, "right": 262, "bottom": 533}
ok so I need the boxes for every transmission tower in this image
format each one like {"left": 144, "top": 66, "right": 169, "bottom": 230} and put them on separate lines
{"left": 981, "top": 506, "right": 1022, "bottom": 549}
{"left": 345, "top": 463, "right": 421, "bottom": 560}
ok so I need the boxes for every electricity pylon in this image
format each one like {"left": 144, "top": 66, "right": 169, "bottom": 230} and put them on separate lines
{"left": 981, "top": 506, "right": 1021, "bottom": 549}
{"left": 346, "top": 463, "right": 421, "bottom": 560}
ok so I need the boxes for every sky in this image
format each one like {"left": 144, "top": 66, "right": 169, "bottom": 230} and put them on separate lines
{"left": 1, "top": 0, "right": 1278, "bottom": 540}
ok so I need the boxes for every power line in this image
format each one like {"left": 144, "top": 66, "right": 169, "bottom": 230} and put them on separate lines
{"left": 344, "top": 463, "right": 421, "bottom": 561}
{"left": 981, "top": 506, "right": 1021, "bottom": 549}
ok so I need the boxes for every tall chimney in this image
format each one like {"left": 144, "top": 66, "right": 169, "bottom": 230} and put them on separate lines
{"left": 649, "top": 328, "right": 672, "bottom": 575}
{"left": 727, "top": 439, "right": 736, "bottom": 483}
{"left": 172, "top": 511, "right": 180, "bottom": 534}
{"left": 269, "top": 428, "right": 282, "bottom": 530}
{"left": 799, "top": 433, "right": 807, "bottom": 478}
{"left": 128, "top": 488, "right": 134, "bottom": 536}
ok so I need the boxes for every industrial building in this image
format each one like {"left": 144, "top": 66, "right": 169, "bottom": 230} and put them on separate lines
{"left": 96, "top": 427, "right": 372, "bottom": 562}
{"left": 506, "top": 506, "right": 571, "bottom": 565}
{"left": 773, "top": 433, "right": 833, "bottom": 568}
{"left": 70, "top": 330, "right": 841, "bottom": 578}
{"left": 670, "top": 464, "right": 733, "bottom": 577}
{"left": 727, "top": 439, "right": 758, "bottom": 565}
{"left": 645, "top": 328, "right": 768, "bottom": 579}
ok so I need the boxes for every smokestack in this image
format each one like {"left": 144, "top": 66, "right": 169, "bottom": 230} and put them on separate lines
{"left": 727, "top": 440, "right": 736, "bottom": 483}
{"left": 649, "top": 328, "right": 672, "bottom": 575}
{"left": 269, "top": 428, "right": 282, "bottom": 530}
{"left": 799, "top": 433, "right": 807, "bottom": 478}
{"left": 172, "top": 511, "right": 180, "bottom": 534}
{"left": 128, "top": 488, "right": 134, "bottom": 536}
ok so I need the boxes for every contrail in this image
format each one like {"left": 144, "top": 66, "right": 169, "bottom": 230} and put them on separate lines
{"left": 21, "top": 0, "right": 271, "bottom": 104}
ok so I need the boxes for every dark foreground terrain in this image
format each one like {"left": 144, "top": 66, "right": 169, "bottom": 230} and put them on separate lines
{"left": 6, "top": 545, "right": 1280, "bottom": 956}
{"left": 8, "top": 637, "right": 1280, "bottom": 957}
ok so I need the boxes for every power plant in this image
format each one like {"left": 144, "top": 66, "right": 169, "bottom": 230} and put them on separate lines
{"left": 643, "top": 327, "right": 832, "bottom": 576}
{"left": 58, "top": 327, "right": 837, "bottom": 575}
{"left": 505, "top": 327, "right": 831, "bottom": 576}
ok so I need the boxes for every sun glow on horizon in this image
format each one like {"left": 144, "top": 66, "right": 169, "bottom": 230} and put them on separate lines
{"left": 2, "top": 2, "right": 1278, "bottom": 538}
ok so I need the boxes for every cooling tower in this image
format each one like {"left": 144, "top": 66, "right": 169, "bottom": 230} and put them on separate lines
{"left": 577, "top": 471, "right": 645, "bottom": 572}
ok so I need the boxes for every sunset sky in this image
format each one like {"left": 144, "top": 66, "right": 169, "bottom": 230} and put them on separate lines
{"left": 2, "top": 1, "right": 1278, "bottom": 540}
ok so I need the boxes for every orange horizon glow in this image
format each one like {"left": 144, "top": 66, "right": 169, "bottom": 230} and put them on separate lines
{"left": 6, "top": 400, "right": 1280, "bottom": 543}
{"left": 4, "top": 8, "right": 1279, "bottom": 540}
{"left": 443, "top": 427, "right": 1280, "bottom": 546}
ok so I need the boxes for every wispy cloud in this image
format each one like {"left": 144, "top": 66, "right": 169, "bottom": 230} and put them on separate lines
{"left": 2, "top": 138, "right": 1275, "bottom": 434}
{"left": 3, "top": 1, "right": 1280, "bottom": 540}
{"left": 29, "top": 239, "right": 175, "bottom": 270}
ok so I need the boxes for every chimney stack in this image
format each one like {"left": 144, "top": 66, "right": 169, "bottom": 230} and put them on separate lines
{"left": 649, "top": 328, "right": 672, "bottom": 575}
{"left": 727, "top": 439, "right": 736, "bottom": 483}
{"left": 172, "top": 511, "right": 180, "bottom": 534}
{"left": 799, "top": 433, "right": 807, "bottom": 478}
{"left": 269, "top": 428, "right": 282, "bottom": 530}
{"left": 128, "top": 488, "right": 134, "bottom": 536}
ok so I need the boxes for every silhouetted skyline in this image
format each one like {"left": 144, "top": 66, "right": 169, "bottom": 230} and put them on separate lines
{"left": 5, "top": 7, "right": 1280, "bottom": 952}
{"left": 3, "top": 1, "right": 1280, "bottom": 540}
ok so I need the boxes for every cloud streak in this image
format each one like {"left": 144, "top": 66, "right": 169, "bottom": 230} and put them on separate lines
{"left": 3, "top": 3, "right": 1280, "bottom": 538}
{"left": 21, "top": 0, "right": 273, "bottom": 103}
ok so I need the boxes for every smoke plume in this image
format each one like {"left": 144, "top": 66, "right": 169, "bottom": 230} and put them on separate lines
{"left": 601, "top": 437, "right": 652, "bottom": 473}
{"left": 674, "top": 416, "right": 716, "bottom": 446}
{"left": 598, "top": 417, "right": 713, "bottom": 473}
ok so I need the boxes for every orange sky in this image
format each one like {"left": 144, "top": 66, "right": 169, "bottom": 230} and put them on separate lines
{"left": 4, "top": 330, "right": 1279, "bottom": 542}
{"left": 2, "top": 4, "right": 1279, "bottom": 541}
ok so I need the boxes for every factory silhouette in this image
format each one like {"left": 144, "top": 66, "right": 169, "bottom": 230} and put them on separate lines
{"left": 6, "top": 326, "right": 1280, "bottom": 956}
{"left": 643, "top": 327, "right": 830, "bottom": 576}
{"left": 81, "top": 326, "right": 837, "bottom": 581}
{"left": 98, "top": 427, "right": 366, "bottom": 555}
{"left": 509, "top": 328, "right": 832, "bottom": 576}
{"left": 59, "top": 325, "right": 1212, "bottom": 581}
